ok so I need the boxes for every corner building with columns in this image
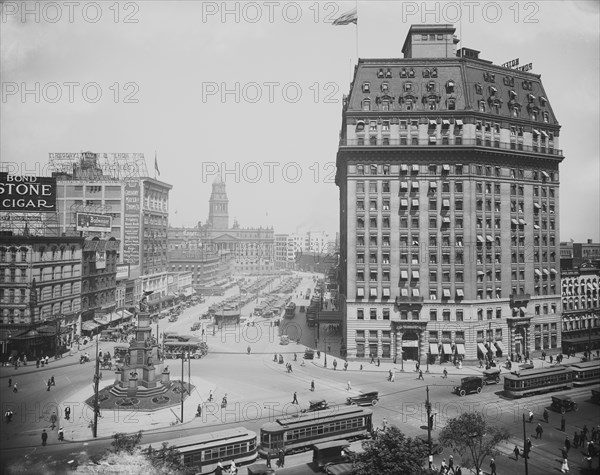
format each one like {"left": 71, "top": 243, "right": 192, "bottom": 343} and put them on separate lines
{"left": 336, "top": 24, "right": 564, "bottom": 363}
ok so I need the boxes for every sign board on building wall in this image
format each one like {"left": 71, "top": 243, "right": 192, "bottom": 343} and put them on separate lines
{"left": 116, "top": 263, "right": 130, "bottom": 280}
{"left": 0, "top": 173, "right": 57, "bottom": 212}
{"left": 76, "top": 213, "right": 112, "bottom": 232}
{"left": 123, "top": 180, "right": 140, "bottom": 265}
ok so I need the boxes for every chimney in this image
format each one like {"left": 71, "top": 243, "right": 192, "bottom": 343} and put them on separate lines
{"left": 588, "top": 239, "right": 593, "bottom": 244}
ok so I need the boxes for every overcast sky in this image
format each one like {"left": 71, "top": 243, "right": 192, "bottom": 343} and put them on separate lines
{"left": 1, "top": 0, "right": 598, "bottom": 240}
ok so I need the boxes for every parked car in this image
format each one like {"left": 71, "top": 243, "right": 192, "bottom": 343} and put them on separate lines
{"left": 551, "top": 395, "right": 578, "bottom": 414}
{"left": 453, "top": 376, "right": 484, "bottom": 396}
{"left": 304, "top": 348, "right": 315, "bottom": 360}
{"left": 301, "top": 399, "right": 330, "bottom": 413}
{"left": 246, "top": 463, "right": 275, "bottom": 475}
{"left": 280, "top": 335, "right": 290, "bottom": 345}
{"left": 346, "top": 391, "right": 379, "bottom": 406}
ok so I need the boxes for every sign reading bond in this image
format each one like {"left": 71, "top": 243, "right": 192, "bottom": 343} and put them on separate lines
{"left": 0, "top": 173, "right": 57, "bottom": 212}
{"left": 76, "top": 213, "right": 112, "bottom": 232}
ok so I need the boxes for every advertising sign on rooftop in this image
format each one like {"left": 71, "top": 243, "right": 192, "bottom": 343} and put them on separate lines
{"left": 0, "top": 173, "right": 56, "bottom": 212}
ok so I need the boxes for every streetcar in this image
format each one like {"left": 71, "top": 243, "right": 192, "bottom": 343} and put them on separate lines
{"left": 259, "top": 405, "right": 372, "bottom": 457}
{"left": 284, "top": 302, "right": 296, "bottom": 319}
{"left": 569, "top": 360, "right": 600, "bottom": 386}
{"left": 163, "top": 340, "right": 208, "bottom": 359}
{"left": 503, "top": 365, "right": 573, "bottom": 398}
{"left": 140, "top": 427, "right": 257, "bottom": 474}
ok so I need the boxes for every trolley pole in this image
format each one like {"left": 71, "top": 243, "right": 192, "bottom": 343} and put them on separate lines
{"left": 181, "top": 352, "right": 185, "bottom": 423}
{"left": 426, "top": 385, "right": 432, "bottom": 469}
{"left": 522, "top": 413, "right": 529, "bottom": 475}
{"left": 92, "top": 335, "right": 100, "bottom": 438}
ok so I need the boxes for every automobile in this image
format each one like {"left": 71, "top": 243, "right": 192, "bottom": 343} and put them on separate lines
{"left": 280, "top": 335, "right": 290, "bottom": 345}
{"left": 346, "top": 391, "right": 379, "bottom": 406}
{"left": 482, "top": 368, "right": 502, "bottom": 385}
{"left": 190, "top": 322, "right": 201, "bottom": 331}
{"left": 304, "top": 348, "right": 315, "bottom": 360}
{"left": 453, "top": 376, "right": 484, "bottom": 396}
{"left": 301, "top": 399, "right": 330, "bottom": 413}
{"left": 246, "top": 463, "right": 275, "bottom": 475}
{"left": 551, "top": 395, "right": 578, "bottom": 414}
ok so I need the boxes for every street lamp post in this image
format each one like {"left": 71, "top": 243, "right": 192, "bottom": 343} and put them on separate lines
{"left": 426, "top": 386, "right": 433, "bottom": 469}
{"left": 426, "top": 350, "right": 430, "bottom": 373}
{"left": 323, "top": 337, "right": 327, "bottom": 368}
{"left": 92, "top": 335, "right": 100, "bottom": 437}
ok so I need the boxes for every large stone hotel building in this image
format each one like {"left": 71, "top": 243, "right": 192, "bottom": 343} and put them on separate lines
{"left": 336, "top": 25, "right": 563, "bottom": 362}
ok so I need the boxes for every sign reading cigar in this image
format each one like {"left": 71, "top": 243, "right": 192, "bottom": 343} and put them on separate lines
{"left": 0, "top": 173, "right": 56, "bottom": 212}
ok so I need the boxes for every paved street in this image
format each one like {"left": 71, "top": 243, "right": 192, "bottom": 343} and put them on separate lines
{"left": 1, "top": 273, "right": 599, "bottom": 474}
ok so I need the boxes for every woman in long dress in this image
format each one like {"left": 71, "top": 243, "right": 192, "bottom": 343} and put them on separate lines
{"left": 561, "top": 457, "right": 569, "bottom": 473}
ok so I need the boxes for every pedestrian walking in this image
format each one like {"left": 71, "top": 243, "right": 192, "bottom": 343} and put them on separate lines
{"left": 47, "top": 379, "right": 52, "bottom": 391}
{"left": 64, "top": 407, "right": 71, "bottom": 420}
{"left": 561, "top": 415, "right": 566, "bottom": 432}
{"left": 565, "top": 436, "right": 571, "bottom": 452}
{"left": 418, "top": 369, "right": 424, "bottom": 380}
{"left": 8, "top": 377, "right": 11, "bottom": 387}
{"left": 310, "top": 380, "right": 315, "bottom": 392}
{"left": 278, "top": 448, "right": 285, "bottom": 468}
{"left": 448, "top": 455, "right": 454, "bottom": 474}
{"left": 58, "top": 427, "right": 64, "bottom": 441}
{"left": 229, "top": 460, "right": 237, "bottom": 474}
{"left": 582, "top": 424, "right": 589, "bottom": 441}
{"left": 247, "top": 346, "right": 251, "bottom": 355}
{"left": 215, "top": 460, "right": 224, "bottom": 475}
{"left": 536, "top": 423, "right": 543, "bottom": 439}
{"left": 344, "top": 361, "right": 348, "bottom": 371}
{"left": 416, "top": 362, "right": 420, "bottom": 372}
{"left": 347, "top": 381, "right": 351, "bottom": 391}
{"left": 543, "top": 408, "right": 549, "bottom": 423}
{"left": 528, "top": 410, "right": 534, "bottom": 423}
{"left": 490, "top": 457, "right": 497, "bottom": 475}
{"left": 561, "top": 457, "right": 569, "bottom": 473}
{"left": 292, "top": 392, "right": 298, "bottom": 405}
{"left": 382, "top": 418, "right": 388, "bottom": 430}
{"left": 513, "top": 445, "right": 520, "bottom": 461}
{"left": 561, "top": 447, "right": 568, "bottom": 460}
{"left": 525, "top": 438, "right": 532, "bottom": 459}
{"left": 266, "top": 451, "right": 271, "bottom": 468}
{"left": 41, "top": 429, "right": 48, "bottom": 446}
{"left": 333, "top": 359, "right": 337, "bottom": 370}
{"left": 13, "top": 382, "right": 17, "bottom": 393}
{"left": 574, "top": 432, "right": 580, "bottom": 448}
{"left": 443, "top": 368, "right": 448, "bottom": 379}
{"left": 377, "top": 357, "right": 380, "bottom": 366}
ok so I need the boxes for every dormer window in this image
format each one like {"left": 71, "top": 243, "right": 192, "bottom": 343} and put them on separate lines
{"left": 362, "top": 82, "right": 370, "bottom": 93}
{"left": 362, "top": 99, "right": 371, "bottom": 111}
{"left": 445, "top": 80, "right": 455, "bottom": 94}
{"left": 381, "top": 82, "right": 389, "bottom": 93}
{"left": 478, "top": 100, "right": 486, "bottom": 112}
{"left": 385, "top": 68, "right": 392, "bottom": 78}
{"left": 404, "top": 99, "right": 413, "bottom": 111}
{"left": 426, "top": 81, "right": 435, "bottom": 92}
{"left": 423, "top": 68, "right": 430, "bottom": 78}
{"left": 355, "top": 121, "right": 365, "bottom": 132}
{"left": 403, "top": 82, "right": 413, "bottom": 92}
{"left": 377, "top": 69, "right": 384, "bottom": 78}
{"left": 447, "top": 98, "right": 456, "bottom": 110}
{"left": 408, "top": 68, "right": 415, "bottom": 78}
{"left": 427, "top": 100, "right": 437, "bottom": 110}
{"left": 489, "top": 86, "right": 497, "bottom": 96}
{"left": 381, "top": 100, "right": 390, "bottom": 111}
{"left": 382, "top": 121, "right": 390, "bottom": 132}
{"left": 539, "top": 96, "right": 547, "bottom": 106}
{"left": 543, "top": 112, "right": 549, "bottom": 123}
{"left": 369, "top": 121, "right": 377, "bottom": 132}
{"left": 400, "top": 68, "right": 407, "bottom": 78}
{"left": 527, "top": 94, "right": 536, "bottom": 103}
{"left": 522, "top": 80, "right": 533, "bottom": 90}
{"left": 509, "top": 90, "right": 517, "bottom": 100}
{"left": 431, "top": 68, "right": 438, "bottom": 78}
{"left": 475, "top": 83, "right": 483, "bottom": 95}
{"left": 511, "top": 104, "right": 521, "bottom": 117}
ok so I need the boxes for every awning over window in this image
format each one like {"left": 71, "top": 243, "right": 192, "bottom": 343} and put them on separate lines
{"left": 442, "top": 120, "right": 450, "bottom": 126}
{"left": 495, "top": 341, "right": 506, "bottom": 353}
{"left": 81, "top": 321, "right": 100, "bottom": 331}
{"left": 383, "top": 288, "right": 391, "bottom": 297}
{"left": 429, "top": 343, "right": 439, "bottom": 355}
{"left": 357, "top": 288, "right": 364, "bottom": 297}
{"left": 541, "top": 171, "right": 550, "bottom": 179}
{"left": 477, "top": 235, "right": 485, "bottom": 243}
{"left": 401, "top": 270, "right": 408, "bottom": 279}
{"left": 534, "top": 203, "right": 541, "bottom": 209}
{"left": 400, "top": 199, "right": 408, "bottom": 207}
{"left": 488, "top": 342, "right": 498, "bottom": 353}
{"left": 429, "top": 119, "right": 437, "bottom": 126}
{"left": 412, "top": 199, "right": 419, "bottom": 207}
{"left": 412, "top": 164, "right": 419, "bottom": 172}
{"left": 551, "top": 268, "right": 557, "bottom": 274}
{"left": 443, "top": 216, "right": 451, "bottom": 223}
{"left": 412, "top": 270, "right": 420, "bottom": 279}
{"left": 456, "top": 289, "right": 464, "bottom": 297}
{"left": 587, "top": 283, "right": 594, "bottom": 290}
{"left": 443, "top": 343, "right": 452, "bottom": 354}
{"left": 477, "top": 343, "right": 487, "bottom": 355}
{"left": 442, "top": 199, "right": 450, "bottom": 207}
{"left": 455, "top": 343, "right": 465, "bottom": 355}
{"left": 443, "top": 289, "right": 451, "bottom": 298}
{"left": 477, "top": 270, "right": 485, "bottom": 276}
{"left": 401, "top": 288, "right": 409, "bottom": 297}
{"left": 455, "top": 120, "right": 463, "bottom": 126}
{"left": 401, "top": 181, "right": 408, "bottom": 189}
{"left": 519, "top": 219, "right": 527, "bottom": 225}
{"left": 412, "top": 288, "right": 420, "bottom": 297}
{"left": 535, "top": 269, "right": 542, "bottom": 276}
{"left": 429, "top": 136, "right": 437, "bottom": 143}
{"left": 412, "top": 181, "right": 419, "bottom": 189}
{"left": 541, "top": 130, "right": 548, "bottom": 137}
{"left": 401, "top": 164, "right": 408, "bottom": 171}
{"left": 429, "top": 181, "right": 437, "bottom": 189}
{"left": 543, "top": 269, "right": 550, "bottom": 275}
{"left": 370, "top": 288, "right": 377, "bottom": 297}
{"left": 519, "top": 306, "right": 527, "bottom": 313}
{"left": 511, "top": 219, "right": 519, "bottom": 225}
{"left": 533, "top": 224, "right": 540, "bottom": 230}
{"left": 486, "top": 235, "right": 494, "bottom": 242}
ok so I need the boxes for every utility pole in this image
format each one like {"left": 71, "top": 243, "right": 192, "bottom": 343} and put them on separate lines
{"left": 92, "top": 335, "right": 100, "bottom": 437}
{"left": 522, "top": 413, "right": 529, "bottom": 475}
{"left": 426, "top": 386, "right": 432, "bottom": 469}
{"left": 180, "top": 352, "right": 185, "bottom": 423}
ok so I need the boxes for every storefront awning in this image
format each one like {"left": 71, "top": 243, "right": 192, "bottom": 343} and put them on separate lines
{"left": 477, "top": 343, "right": 487, "bottom": 354}
{"left": 495, "top": 341, "right": 506, "bottom": 352}
{"left": 429, "top": 343, "right": 439, "bottom": 355}
{"left": 488, "top": 342, "right": 498, "bottom": 353}
{"left": 81, "top": 321, "right": 100, "bottom": 331}
{"left": 455, "top": 344, "right": 465, "bottom": 355}
{"left": 442, "top": 343, "right": 452, "bottom": 354}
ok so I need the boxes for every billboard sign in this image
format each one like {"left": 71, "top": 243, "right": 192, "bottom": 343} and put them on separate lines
{"left": 116, "top": 263, "right": 130, "bottom": 280}
{"left": 0, "top": 173, "right": 56, "bottom": 212}
{"left": 123, "top": 180, "right": 141, "bottom": 265}
{"left": 76, "top": 213, "right": 112, "bottom": 232}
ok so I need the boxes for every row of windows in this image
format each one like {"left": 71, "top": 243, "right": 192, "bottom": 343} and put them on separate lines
{"left": 198, "top": 441, "right": 256, "bottom": 463}
{"left": 285, "top": 417, "right": 366, "bottom": 442}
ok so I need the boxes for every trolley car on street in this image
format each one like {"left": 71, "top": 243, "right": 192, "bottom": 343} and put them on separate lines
{"left": 259, "top": 406, "right": 372, "bottom": 457}
{"left": 284, "top": 302, "right": 296, "bottom": 319}
{"left": 140, "top": 427, "right": 257, "bottom": 474}
{"left": 503, "top": 365, "right": 573, "bottom": 398}
{"left": 569, "top": 360, "right": 600, "bottom": 386}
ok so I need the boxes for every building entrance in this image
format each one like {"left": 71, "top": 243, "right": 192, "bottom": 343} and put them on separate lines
{"left": 401, "top": 332, "right": 420, "bottom": 360}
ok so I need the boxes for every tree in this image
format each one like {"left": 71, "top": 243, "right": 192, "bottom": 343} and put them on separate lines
{"left": 111, "top": 431, "right": 143, "bottom": 454}
{"left": 438, "top": 412, "right": 510, "bottom": 474}
{"left": 352, "top": 426, "right": 431, "bottom": 475}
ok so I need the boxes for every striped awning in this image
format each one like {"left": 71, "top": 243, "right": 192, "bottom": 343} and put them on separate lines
{"left": 429, "top": 343, "right": 439, "bottom": 355}
{"left": 477, "top": 343, "right": 487, "bottom": 354}
{"left": 442, "top": 344, "right": 452, "bottom": 354}
{"left": 455, "top": 344, "right": 465, "bottom": 355}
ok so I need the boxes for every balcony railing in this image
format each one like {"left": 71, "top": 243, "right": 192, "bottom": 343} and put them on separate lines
{"left": 339, "top": 137, "right": 563, "bottom": 157}
{"left": 510, "top": 293, "right": 531, "bottom": 305}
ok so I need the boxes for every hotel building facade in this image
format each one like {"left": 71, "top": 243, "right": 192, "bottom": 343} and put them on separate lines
{"left": 336, "top": 24, "right": 564, "bottom": 362}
